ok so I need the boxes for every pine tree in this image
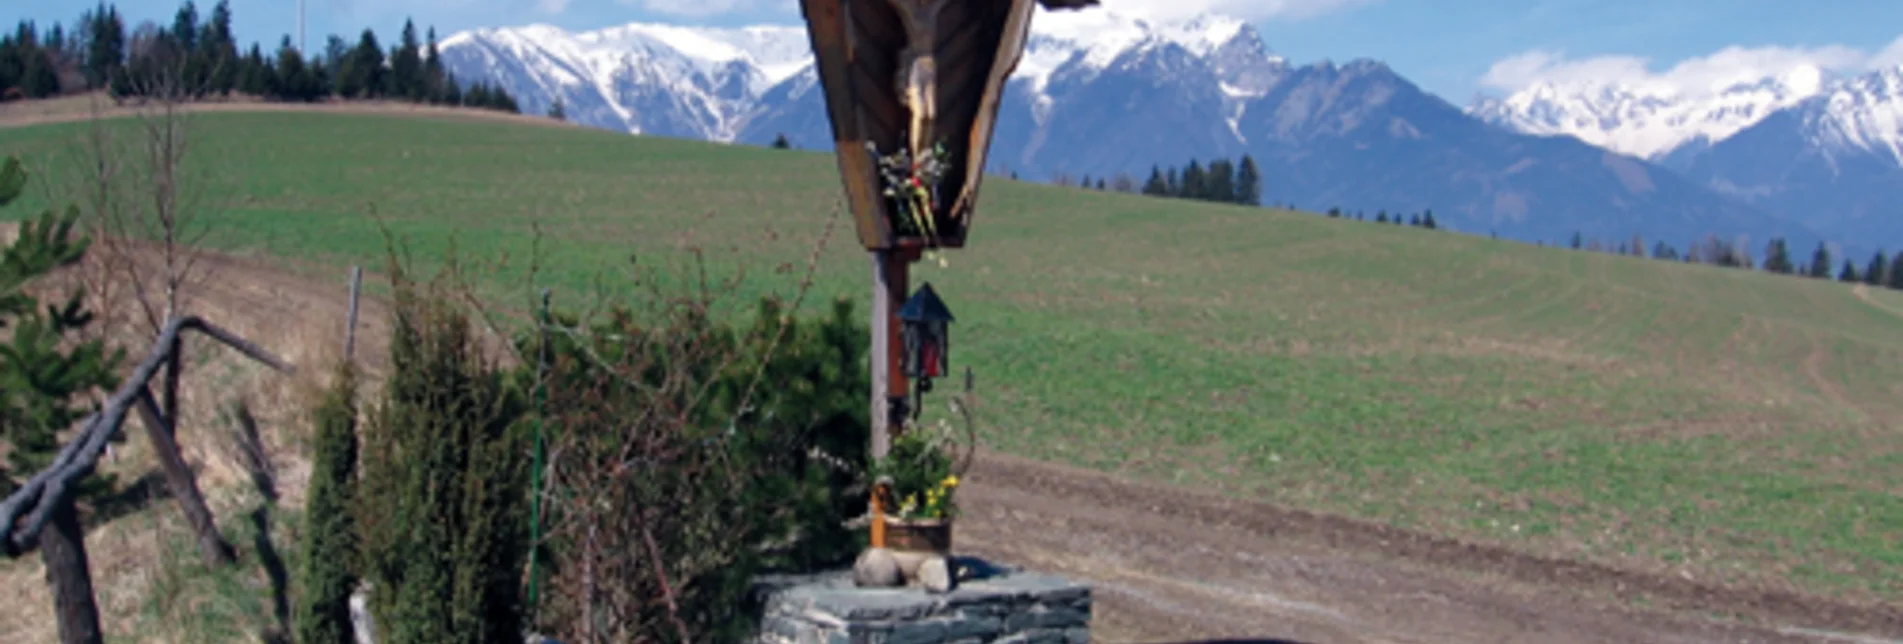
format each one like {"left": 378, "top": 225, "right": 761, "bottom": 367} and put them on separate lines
{"left": 1570, "top": 232, "right": 1582, "bottom": 249}
{"left": 0, "top": 156, "right": 126, "bottom": 499}
{"left": 1164, "top": 167, "right": 1180, "bottom": 197}
{"left": 236, "top": 43, "right": 267, "bottom": 96}
{"left": 1375, "top": 211, "right": 1388, "bottom": 224}
{"left": 1205, "top": 158, "right": 1235, "bottom": 204}
{"left": 770, "top": 133, "right": 790, "bottom": 149}
{"left": 1809, "top": 242, "right": 1831, "bottom": 279}
{"left": 83, "top": 4, "right": 125, "bottom": 89}
{"left": 1887, "top": 255, "right": 1903, "bottom": 290}
{"left": 1179, "top": 160, "right": 1206, "bottom": 200}
{"left": 388, "top": 19, "right": 423, "bottom": 101}
{"left": 295, "top": 364, "right": 361, "bottom": 644}
{"left": 1762, "top": 237, "right": 1794, "bottom": 274}
{"left": 1421, "top": 210, "right": 1437, "bottom": 229}
{"left": 423, "top": 27, "right": 445, "bottom": 103}
{"left": 546, "top": 97, "right": 566, "bottom": 120}
{"left": 1141, "top": 166, "right": 1166, "bottom": 196}
{"left": 1234, "top": 154, "right": 1261, "bottom": 206}
{"left": 202, "top": 0, "right": 237, "bottom": 94}
{"left": 1407, "top": 214, "right": 1421, "bottom": 227}
{"left": 1840, "top": 259, "right": 1860, "bottom": 283}
{"left": 274, "top": 36, "right": 313, "bottom": 101}
{"left": 1326, "top": 207, "right": 1341, "bottom": 218}
{"left": 337, "top": 29, "right": 384, "bottom": 99}
{"left": 1866, "top": 250, "right": 1887, "bottom": 287}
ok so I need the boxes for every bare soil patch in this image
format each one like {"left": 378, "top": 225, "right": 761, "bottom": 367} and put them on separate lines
{"left": 0, "top": 92, "right": 588, "bottom": 131}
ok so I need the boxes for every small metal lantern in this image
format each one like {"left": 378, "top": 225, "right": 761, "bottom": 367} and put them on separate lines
{"left": 899, "top": 282, "right": 955, "bottom": 399}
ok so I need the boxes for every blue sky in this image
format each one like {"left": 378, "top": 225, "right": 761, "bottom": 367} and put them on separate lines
{"left": 18, "top": 0, "right": 1903, "bottom": 103}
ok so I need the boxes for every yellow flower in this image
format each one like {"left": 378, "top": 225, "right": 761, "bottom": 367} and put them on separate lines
{"left": 943, "top": 475, "right": 959, "bottom": 488}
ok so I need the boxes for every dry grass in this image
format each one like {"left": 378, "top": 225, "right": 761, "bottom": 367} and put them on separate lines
{"left": 0, "top": 228, "right": 377, "bottom": 643}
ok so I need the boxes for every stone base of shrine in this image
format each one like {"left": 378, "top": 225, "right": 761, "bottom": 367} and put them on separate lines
{"left": 749, "top": 558, "right": 1091, "bottom": 644}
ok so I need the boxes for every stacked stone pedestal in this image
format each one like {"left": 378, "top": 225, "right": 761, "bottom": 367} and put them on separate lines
{"left": 751, "top": 562, "right": 1090, "bottom": 644}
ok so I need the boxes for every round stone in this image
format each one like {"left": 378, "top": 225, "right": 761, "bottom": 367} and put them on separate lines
{"left": 852, "top": 547, "right": 903, "bottom": 587}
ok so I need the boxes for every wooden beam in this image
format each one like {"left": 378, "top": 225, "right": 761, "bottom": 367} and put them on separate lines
{"left": 135, "top": 387, "right": 234, "bottom": 567}
{"left": 41, "top": 502, "right": 102, "bottom": 644}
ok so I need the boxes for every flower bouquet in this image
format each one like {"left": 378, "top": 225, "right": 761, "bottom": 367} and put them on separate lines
{"left": 870, "top": 418, "right": 973, "bottom": 555}
{"left": 869, "top": 141, "right": 955, "bottom": 251}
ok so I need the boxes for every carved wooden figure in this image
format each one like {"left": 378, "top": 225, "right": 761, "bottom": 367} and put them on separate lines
{"left": 801, "top": 0, "right": 1101, "bottom": 251}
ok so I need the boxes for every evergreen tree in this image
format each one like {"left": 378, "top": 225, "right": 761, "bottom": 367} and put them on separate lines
{"left": 1141, "top": 166, "right": 1166, "bottom": 196}
{"left": 171, "top": 1, "right": 199, "bottom": 53}
{"left": 1570, "top": 232, "right": 1582, "bottom": 249}
{"left": 441, "top": 71, "right": 461, "bottom": 107}
{"left": 423, "top": 27, "right": 445, "bottom": 103}
{"left": 274, "top": 36, "right": 314, "bottom": 101}
{"left": 1326, "top": 207, "right": 1341, "bottom": 218}
{"left": 201, "top": 0, "right": 237, "bottom": 95}
{"left": 1840, "top": 259, "right": 1860, "bottom": 283}
{"left": 1421, "top": 210, "right": 1437, "bottom": 229}
{"left": 82, "top": 4, "right": 125, "bottom": 89}
{"left": 770, "top": 133, "right": 790, "bottom": 149}
{"left": 1887, "top": 255, "right": 1903, "bottom": 290}
{"left": 1809, "top": 241, "right": 1832, "bottom": 279}
{"left": 388, "top": 19, "right": 423, "bottom": 101}
{"left": 1762, "top": 237, "right": 1794, "bottom": 274}
{"left": 1866, "top": 250, "right": 1887, "bottom": 287}
{"left": 463, "top": 81, "right": 489, "bottom": 108}
{"left": 546, "top": 96, "right": 566, "bottom": 120}
{"left": 295, "top": 364, "right": 361, "bottom": 644}
{"left": 1234, "top": 154, "right": 1261, "bottom": 206}
{"left": 1407, "top": 214, "right": 1421, "bottom": 227}
{"left": 337, "top": 29, "right": 384, "bottom": 98}
{"left": 1205, "top": 158, "right": 1235, "bottom": 204}
{"left": 356, "top": 275, "right": 531, "bottom": 644}
{"left": 0, "top": 156, "right": 126, "bottom": 500}
{"left": 1094, "top": 177, "right": 1106, "bottom": 191}
{"left": 1164, "top": 167, "right": 1180, "bottom": 197}
{"left": 1375, "top": 211, "right": 1388, "bottom": 224}
{"left": 324, "top": 34, "right": 349, "bottom": 80}
{"left": 236, "top": 42, "right": 267, "bottom": 96}
{"left": 1179, "top": 160, "right": 1206, "bottom": 200}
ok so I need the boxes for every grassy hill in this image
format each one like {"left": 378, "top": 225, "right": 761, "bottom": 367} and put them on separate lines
{"left": 4, "top": 110, "right": 1900, "bottom": 603}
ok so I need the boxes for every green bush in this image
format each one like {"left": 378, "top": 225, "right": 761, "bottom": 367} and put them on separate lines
{"left": 294, "top": 363, "right": 361, "bottom": 644}
{"left": 354, "top": 267, "right": 533, "bottom": 644}
{"left": 532, "top": 293, "right": 868, "bottom": 643}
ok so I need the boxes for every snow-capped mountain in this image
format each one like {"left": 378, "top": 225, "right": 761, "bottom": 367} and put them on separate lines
{"left": 439, "top": 10, "right": 1832, "bottom": 252}
{"left": 1467, "top": 66, "right": 1832, "bottom": 163}
{"left": 1678, "top": 65, "right": 1903, "bottom": 244}
{"left": 438, "top": 22, "right": 810, "bottom": 139}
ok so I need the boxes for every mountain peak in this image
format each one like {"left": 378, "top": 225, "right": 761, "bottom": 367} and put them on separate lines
{"left": 1470, "top": 67, "right": 1835, "bottom": 160}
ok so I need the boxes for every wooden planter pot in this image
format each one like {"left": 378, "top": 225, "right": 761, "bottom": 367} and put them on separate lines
{"left": 881, "top": 515, "right": 952, "bottom": 556}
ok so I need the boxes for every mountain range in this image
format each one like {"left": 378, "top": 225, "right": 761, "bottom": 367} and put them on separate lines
{"left": 437, "top": 10, "right": 1903, "bottom": 256}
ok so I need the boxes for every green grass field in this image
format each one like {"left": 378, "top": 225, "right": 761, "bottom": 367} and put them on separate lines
{"left": 5, "top": 111, "right": 1901, "bottom": 602}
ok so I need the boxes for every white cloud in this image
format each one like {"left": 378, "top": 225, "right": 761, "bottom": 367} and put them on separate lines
{"left": 1480, "top": 37, "right": 1903, "bottom": 98}
{"left": 1094, "top": 0, "right": 1377, "bottom": 21}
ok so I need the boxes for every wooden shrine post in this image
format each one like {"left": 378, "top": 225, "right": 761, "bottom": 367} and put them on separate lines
{"left": 798, "top": 0, "right": 1099, "bottom": 552}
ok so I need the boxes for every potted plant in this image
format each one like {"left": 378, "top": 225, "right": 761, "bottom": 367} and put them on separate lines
{"left": 871, "top": 418, "right": 972, "bottom": 558}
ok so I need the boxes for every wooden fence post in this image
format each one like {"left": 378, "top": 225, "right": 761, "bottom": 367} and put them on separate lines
{"left": 135, "top": 387, "right": 234, "bottom": 566}
{"left": 345, "top": 266, "right": 362, "bottom": 361}
{"left": 41, "top": 501, "right": 103, "bottom": 644}
{"left": 162, "top": 335, "right": 181, "bottom": 438}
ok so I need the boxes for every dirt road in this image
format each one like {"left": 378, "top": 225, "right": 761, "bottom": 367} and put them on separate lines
{"left": 957, "top": 452, "right": 1903, "bottom": 643}
{"left": 86, "top": 241, "right": 1903, "bottom": 644}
